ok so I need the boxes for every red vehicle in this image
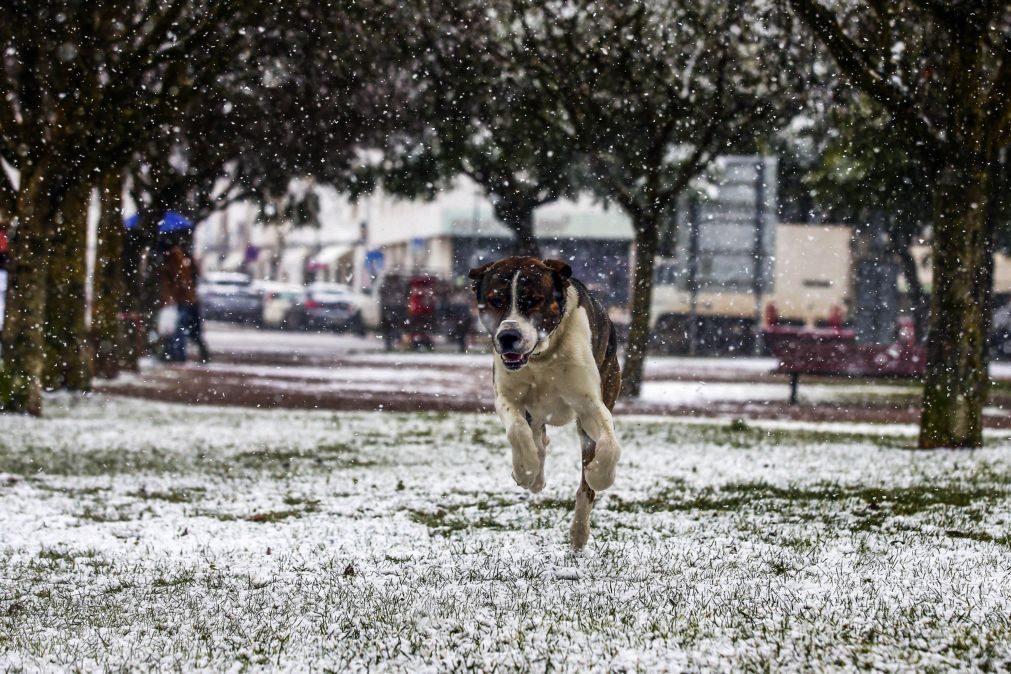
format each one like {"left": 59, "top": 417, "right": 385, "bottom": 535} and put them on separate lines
{"left": 378, "top": 272, "right": 474, "bottom": 350}
{"left": 407, "top": 275, "right": 438, "bottom": 349}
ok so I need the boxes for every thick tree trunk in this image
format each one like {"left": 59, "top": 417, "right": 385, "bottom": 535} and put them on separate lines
{"left": 119, "top": 229, "right": 145, "bottom": 371}
{"left": 93, "top": 169, "right": 126, "bottom": 379}
{"left": 919, "top": 153, "right": 991, "bottom": 449}
{"left": 0, "top": 165, "right": 54, "bottom": 415}
{"left": 493, "top": 200, "right": 540, "bottom": 258}
{"left": 621, "top": 214, "right": 660, "bottom": 397}
{"left": 43, "top": 183, "right": 91, "bottom": 391}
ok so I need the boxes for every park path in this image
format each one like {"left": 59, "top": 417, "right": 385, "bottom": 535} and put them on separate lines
{"left": 92, "top": 325, "right": 1011, "bottom": 428}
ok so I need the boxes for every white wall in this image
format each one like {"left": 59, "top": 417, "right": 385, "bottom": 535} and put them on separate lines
{"left": 362, "top": 177, "right": 633, "bottom": 249}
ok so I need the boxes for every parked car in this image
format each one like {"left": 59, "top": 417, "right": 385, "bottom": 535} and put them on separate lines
{"left": 197, "top": 271, "right": 263, "bottom": 324}
{"left": 288, "top": 282, "right": 366, "bottom": 334}
{"left": 255, "top": 281, "right": 306, "bottom": 330}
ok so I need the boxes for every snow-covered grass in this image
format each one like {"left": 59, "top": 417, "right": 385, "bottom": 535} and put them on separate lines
{"left": 2, "top": 395, "right": 1011, "bottom": 671}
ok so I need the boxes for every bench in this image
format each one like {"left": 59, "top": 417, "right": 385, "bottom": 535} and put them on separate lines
{"left": 764, "top": 324, "right": 926, "bottom": 404}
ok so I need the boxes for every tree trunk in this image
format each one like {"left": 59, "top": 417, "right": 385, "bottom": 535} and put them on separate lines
{"left": 140, "top": 235, "right": 163, "bottom": 353}
{"left": 919, "top": 152, "right": 991, "bottom": 449}
{"left": 621, "top": 213, "right": 660, "bottom": 397}
{"left": 893, "top": 241, "right": 928, "bottom": 342}
{"left": 0, "top": 164, "right": 54, "bottom": 415}
{"left": 119, "top": 228, "right": 145, "bottom": 371}
{"left": 493, "top": 199, "right": 540, "bottom": 257}
{"left": 93, "top": 169, "right": 126, "bottom": 379}
{"left": 42, "top": 183, "right": 92, "bottom": 391}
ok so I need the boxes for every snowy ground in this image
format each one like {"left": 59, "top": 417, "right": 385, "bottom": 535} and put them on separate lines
{"left": 2, "top": 395, "right": 1011, "bottom": 671}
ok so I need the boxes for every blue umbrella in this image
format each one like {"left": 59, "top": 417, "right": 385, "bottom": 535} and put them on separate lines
{"left": 123, "top": 211, "right": 194, "bottom": 233}
{"left": 159, "top": 211, "right": 193, "bottom": 233}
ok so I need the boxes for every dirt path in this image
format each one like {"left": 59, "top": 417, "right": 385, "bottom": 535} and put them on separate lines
{"left": 95, "top": 350, "right": 1011, "bottom": 429}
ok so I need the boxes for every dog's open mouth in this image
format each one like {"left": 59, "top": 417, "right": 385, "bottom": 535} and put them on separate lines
{"left": 501, "top": 352, "right": 530, "bottom": 370}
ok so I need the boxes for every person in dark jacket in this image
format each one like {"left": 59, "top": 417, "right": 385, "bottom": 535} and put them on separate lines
{"left": 379, "top": 275, "right": 407, "bottom": 351}
{"left": 160, "top": 245, "right": 210, "bottom": 363}
{"left": 444, "top": 283, "right": 473, "bottom": 353}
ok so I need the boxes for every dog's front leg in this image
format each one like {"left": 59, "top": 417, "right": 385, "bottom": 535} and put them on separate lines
{"left": 575, "top": 404, "right": 621, "bottom": 492}
{"left": 495, "top": 396, "right": 543, "bottom": 492}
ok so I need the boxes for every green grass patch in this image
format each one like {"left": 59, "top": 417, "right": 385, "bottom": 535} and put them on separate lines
{"left": 625, "top": 419, "right": 917, "bottom": 451}
{"left": 76, "top": 503, "right": 142, "bottom": 523}
{"left": 246, "top": 509, "right": 306, "bottom": 523}
{"left": 609, "top": 479, "right": 1009, "bottom": 540}
{"left": 408, "top": 493, "right": 573, "bottom": 534}
{"left": 409, "top": 508, "right": 510, "bottom": 535}
{"left": 128, "top": 486, "right": 206, "bottom": 503}
{"left": 944, "top": 529, "right": 1011, "bottom": 547}
{"left": 0, "top": 440, "right": 374, "bottom": 478}
{"left": 611, "top": 480, "right": 1006, "bottom": 514}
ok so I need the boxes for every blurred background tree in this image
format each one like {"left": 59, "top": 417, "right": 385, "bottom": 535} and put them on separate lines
{"left": 778, "top": 96, "right": 935, "bottom": 340}
{"left": 786, "top": 0, "right": 1011, "bottom": 448}
{"left": 359, "top": 0, "right": 584, "bottom": 258}
{"left": 503, "top": 0, "right": 807, "bottom": 396}
{"left": 0, "top": 0, "right": 272, "bottom": 413}
{"left": 0, "top": 0, "right": 1006, "bottom": 456}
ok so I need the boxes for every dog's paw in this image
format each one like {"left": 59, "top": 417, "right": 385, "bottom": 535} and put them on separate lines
{"left": 512, "top": 467, "right": 543, "bottom": 492}
{"left": 583, "top": 459, "right": 616, "bottom": 492}
{"left": 584, "top": 439, "right": 619, "bottom": 492}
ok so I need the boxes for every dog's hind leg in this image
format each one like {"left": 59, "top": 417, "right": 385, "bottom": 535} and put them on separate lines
{"left": 570, "top": 424, "right": 597, "bottom": 549}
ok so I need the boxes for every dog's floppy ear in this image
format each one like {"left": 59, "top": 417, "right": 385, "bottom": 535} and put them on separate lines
{"left": 543, "top": 259, "right": 572, "bottom": 305}
{"left": 543, "top": 259, "right": 572, "bottom": 285}
{"left": 468, "top": 262, "right": 494, "bottom": 304}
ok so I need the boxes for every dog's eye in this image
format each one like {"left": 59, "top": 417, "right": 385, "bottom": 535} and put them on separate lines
{"left": 488, "top": 296, "right": 506, "bottom": 309}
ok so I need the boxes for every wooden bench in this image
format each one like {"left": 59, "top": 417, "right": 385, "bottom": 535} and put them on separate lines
{"left": 764, "top": 324, "right": 926, "bottom": 404}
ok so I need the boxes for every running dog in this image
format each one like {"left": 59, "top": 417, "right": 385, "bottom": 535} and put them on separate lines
{"left": 469, "top": 256, "right": 621, "bottom": 548}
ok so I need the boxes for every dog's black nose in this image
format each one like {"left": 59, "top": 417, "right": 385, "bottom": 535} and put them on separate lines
{"left": 498, "top": 329, "right": 522, "bottom": 352}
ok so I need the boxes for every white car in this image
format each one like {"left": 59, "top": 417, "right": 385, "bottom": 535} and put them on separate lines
{"left": 254, "top": 281, "right": 306, "bottom": 330}
{"left": 301, "top": 282, "right": 380, "bottom": 331}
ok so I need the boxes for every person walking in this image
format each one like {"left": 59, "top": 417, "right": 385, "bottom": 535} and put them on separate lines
{"left": 161, "top": 245, "right": 210, "bottom": 363}
{"left": 444, "top": 281, "right": 473, "bottom": 353}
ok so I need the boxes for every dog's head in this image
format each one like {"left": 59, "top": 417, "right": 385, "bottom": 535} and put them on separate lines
{"left": 468, "top": 256, "right": 572, "bottom": 371}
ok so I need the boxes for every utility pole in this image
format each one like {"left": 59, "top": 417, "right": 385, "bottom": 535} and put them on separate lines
{"left": 687, "top": 197, "right": 701, "bottom": 356}
{"left": 751, "top": 158, "right": 767, "bottom": 356}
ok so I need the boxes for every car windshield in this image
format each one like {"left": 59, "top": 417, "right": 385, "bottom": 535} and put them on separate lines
{"left": 207, "top": 283, "right": 253, "bottom": 293}
{"left": 311, "top": 292, "right": 350, "bottom": 303}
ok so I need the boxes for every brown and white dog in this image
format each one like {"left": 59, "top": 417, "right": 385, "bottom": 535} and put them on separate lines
{"left": 469, "top": 256, "right": 622, "bottom": 548}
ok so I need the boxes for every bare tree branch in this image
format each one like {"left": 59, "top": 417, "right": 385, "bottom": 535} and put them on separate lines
{"left": 786, "top": 0, "right": 941, "bottom": 150}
